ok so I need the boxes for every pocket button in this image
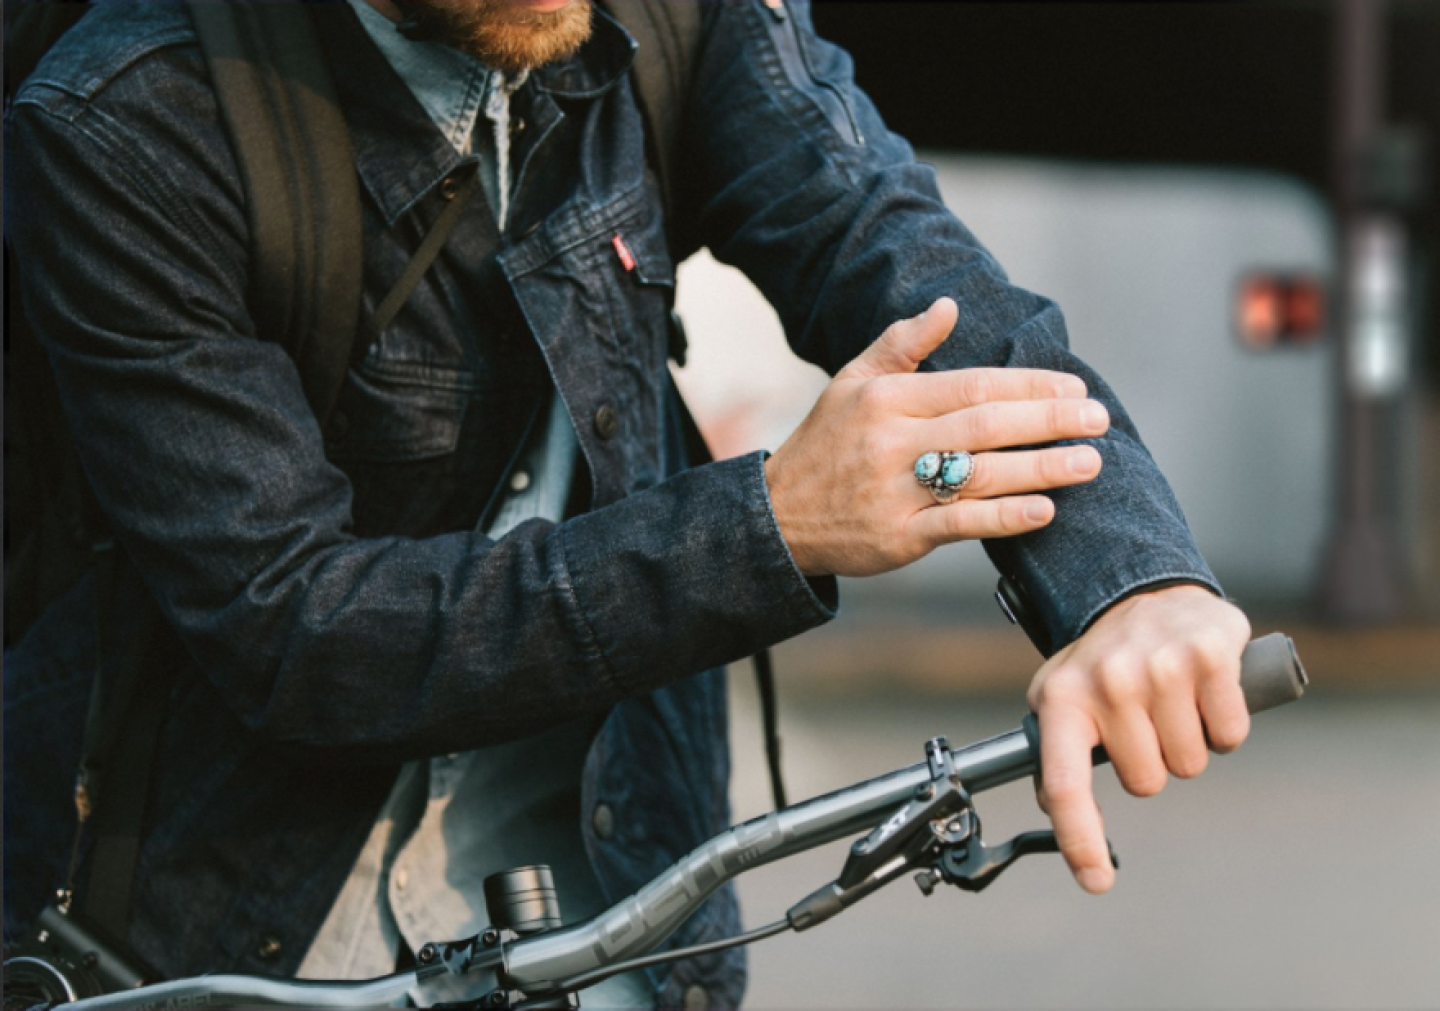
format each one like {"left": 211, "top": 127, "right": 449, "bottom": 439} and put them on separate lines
{"left": 592, "top": 803, "right": 616, "bottom": 840}
{"left": 593, "top": 404, "right": 619, "bottom": 441}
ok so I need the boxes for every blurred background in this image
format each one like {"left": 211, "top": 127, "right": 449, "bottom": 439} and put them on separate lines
{"left": 670, "top": 2, "right": 1440, "bottom": 1007}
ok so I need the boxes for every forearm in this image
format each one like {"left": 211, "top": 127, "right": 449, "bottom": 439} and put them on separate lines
{"left": 687, "top": 0, "right": 1218, "bottom": 649}
{"left": 8, "top": 97, "right": 833, "bottom": 763}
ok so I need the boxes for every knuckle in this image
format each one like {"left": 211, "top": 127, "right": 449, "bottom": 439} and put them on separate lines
{"left": 1169, "top": 750, "right": 1209, "bottom": 780}
{"left": 1034, "top": 667, "right": 1086, "bottom": 709}
{"left": 1208, "top": 712, "right": 1251, "bottom": 753}
{"left": 1095, "top": 659, "right": 1143, "bottom": 709}
{"left": 1039, "top": 448, "right": 1072, "bottom": 485}
{"left": 1147, "top": 647, "right": 1190, "bottom": 694}
{"left": 962, "top": 369, "right": 995, "bottom": 405}
{"left": 1189, "top": 628, "right": 1236, "bottom": 670}
{"left": 854, "top": 380, "right": 891, "bottom": 419}
{"left": 1122, "top": 767, "right": 1168, "bottom": 798}
{"left": 965, "top": 454, "right": 994, "bottom": 495}
{"left": 965, "top": 404, "right": 1001, "bottom": 446}
{"left": 1040, "top": 766, "right": 1087, "bottom": 803}
{"left": 931, "top": 505, "right": 963, "bottom": 542}
{"left": 1050, "top": 399, "right": 1076, "bottom": 436}
{"left": 999, "top": 497, "right": 1032, "bottom": 534}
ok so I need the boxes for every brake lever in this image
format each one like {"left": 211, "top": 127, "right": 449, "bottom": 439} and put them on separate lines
{"left": 929, "top": 818, "right": 1118, "bottom": 893}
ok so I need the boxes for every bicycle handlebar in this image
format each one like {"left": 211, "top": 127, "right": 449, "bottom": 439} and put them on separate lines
{"left": 506, "top": 633, "right": 1307, "bottom": 990}
{"left": 61, "top": 634, "right": 1307, "bottom": 1010}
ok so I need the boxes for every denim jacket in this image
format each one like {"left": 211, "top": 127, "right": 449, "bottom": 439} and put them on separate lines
{"left": 3, "top": 2, "right": 1218, "bottom": 1006}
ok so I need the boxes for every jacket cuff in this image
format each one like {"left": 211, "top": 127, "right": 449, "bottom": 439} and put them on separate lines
{"left": 558, "top": 451, "right": 836, "bottom": 696}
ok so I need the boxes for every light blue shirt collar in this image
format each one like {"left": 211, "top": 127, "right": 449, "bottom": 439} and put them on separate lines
{"left": 348, "top": 0, "right": 490, "bottom": 155}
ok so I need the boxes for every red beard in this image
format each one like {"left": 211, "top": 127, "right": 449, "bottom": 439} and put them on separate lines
{"left": 395, "top": 0, "right": 594, "bottom": 76}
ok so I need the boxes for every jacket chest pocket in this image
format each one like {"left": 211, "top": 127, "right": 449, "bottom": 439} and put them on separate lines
{"left": 592, "top": 201, "right": 676, "bottom": 371}
{"left": 323, "top": 364, "right": 473, "bottom": 538}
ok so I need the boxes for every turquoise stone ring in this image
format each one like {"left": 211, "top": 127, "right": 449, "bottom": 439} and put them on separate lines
{"left": 915, "top": 450, "right": 975, "bottom": 503}
{"left": 914, "top": 452, "right": 942, "bottom": 482}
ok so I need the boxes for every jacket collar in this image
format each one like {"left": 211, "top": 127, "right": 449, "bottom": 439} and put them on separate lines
{"left": 320, "top": 3, "right": 636, "bottom": 227}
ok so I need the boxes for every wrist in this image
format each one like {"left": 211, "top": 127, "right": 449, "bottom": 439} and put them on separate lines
{"left": 764, "top": 451, "right": 822, "bottom": 577}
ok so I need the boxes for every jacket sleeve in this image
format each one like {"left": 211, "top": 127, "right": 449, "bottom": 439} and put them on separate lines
{"left": 4, "top": 51, "right": 834, "bottom": 764}
{"left": 682, "top": 0, "right": 1222, "bottom": 649}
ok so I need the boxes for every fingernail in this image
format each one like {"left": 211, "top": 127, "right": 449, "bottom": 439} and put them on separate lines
{"left": 1078, "top": 868, "right": 1109, "bottom": 893}
{"left": 1024, "top": 499, "right": 1050, "bottom": 523}
{"left": 1068, "top": 449, "right": 1095, "bottom": 475}
{"left": 1082, "top": 403, "right": 1108, "bottom": 433}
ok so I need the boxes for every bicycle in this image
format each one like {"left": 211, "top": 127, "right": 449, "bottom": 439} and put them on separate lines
{"left": 6, "top": 634, "right": 1307, "bottom": 1011}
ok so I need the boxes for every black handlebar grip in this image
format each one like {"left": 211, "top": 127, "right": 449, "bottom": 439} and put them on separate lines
{"left": 1020, "top": 633, "right": 1308, "bottom": 768}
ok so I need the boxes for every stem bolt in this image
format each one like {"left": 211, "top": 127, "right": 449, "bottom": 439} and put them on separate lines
{"left": 482, "top": 928, "right": 501, "bottom": 947}
{"left": 417, "top": 944, "right": 437, "bottom": 964}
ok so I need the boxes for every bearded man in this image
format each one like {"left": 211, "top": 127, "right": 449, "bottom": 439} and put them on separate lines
{"left": 4, "top": 0, "right": 1250, "bottom": 1006}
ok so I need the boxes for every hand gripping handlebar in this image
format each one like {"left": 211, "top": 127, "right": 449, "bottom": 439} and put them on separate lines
{"left": 55, "top": 635, "right": 1306, "bottom": 1010}
{"left": 503, "top": 633, "right": 1307, "bottom": 993}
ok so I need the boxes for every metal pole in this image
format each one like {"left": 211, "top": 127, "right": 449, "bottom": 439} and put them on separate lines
{"left": 1318, "top": 0, "right": 1408, "bottom": 622}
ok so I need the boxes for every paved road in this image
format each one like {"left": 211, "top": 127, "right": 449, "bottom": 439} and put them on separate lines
{"left": 727, "top": 683, "right": 1440, "bottom": 1009}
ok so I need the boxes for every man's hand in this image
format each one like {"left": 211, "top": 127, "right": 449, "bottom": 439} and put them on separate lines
{"left": 1026, "top": 585, "right": 1252, "bottom": 892}
{"left": 765, "top": 297, "right": 1110, "bottom": 577}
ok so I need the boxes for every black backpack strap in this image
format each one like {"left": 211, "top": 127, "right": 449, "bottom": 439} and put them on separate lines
{"left": 79, "top": 548, "right": 174, "bottom": 940}
{"left": 191, "top": 1, "right": 363, "bottom": 429}
{"left": 355, "top": 168, "right": 483, "bottom": 364}
{"left": 72, "top": 3, "right": 366, "bottom": 941}
{"left": 598, "top": 0, "right": 703, "bottom": 264}
{"left": 670, "top": 350, "right": 788, "bottom": 811}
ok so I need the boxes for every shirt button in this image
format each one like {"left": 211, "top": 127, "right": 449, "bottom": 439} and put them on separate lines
{"left": 325, "top": 410, "right": 350, "bottom": 442}
{"left": 684, "top": 984, "right": 709, "bottom": 1010}
{"left": 256, "top": 934, "right": 283, "bottom": 962}
{"left": 593, "top": 404, "right": 619, "bottom": 441}
{"left": 395, "top": 867, "right": 409, "bottom": 892}
{"left": 439, "top": 174, "right": 461, "bottom": 200}
{"left": 592, "top": 803, "right": 616, "bottom": 840}
{"left": 509, "top": 469, "right": 532, "bottom": 493}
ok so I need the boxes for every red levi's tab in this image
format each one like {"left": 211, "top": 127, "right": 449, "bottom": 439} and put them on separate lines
{"left": 612, "top": 233, "right": 636, "bottom": 272}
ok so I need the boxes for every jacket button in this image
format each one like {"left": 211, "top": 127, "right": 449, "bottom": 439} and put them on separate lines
{"left": 593, "top": 404, "right": 619, "bottom": 441}
{"left": 256, "top": 934, "right": 283, "bottom": 962}
{"left": 439, "top": 174, "right": 461, "bottom": 200}
{"left": 592, "top": 803, "right": 615, "bottom": 840}
{"left": 325, "top": 410, "right": 350, "bottom": 442}
{"left": 684, "top": 984, "right": 709, "bottom": 1010}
